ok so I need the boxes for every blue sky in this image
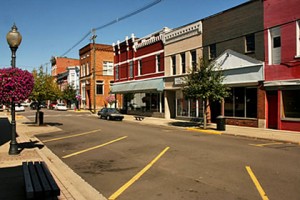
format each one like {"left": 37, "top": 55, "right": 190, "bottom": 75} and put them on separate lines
{"left": 0, "top": 0, "right": 247, "bottom": 72}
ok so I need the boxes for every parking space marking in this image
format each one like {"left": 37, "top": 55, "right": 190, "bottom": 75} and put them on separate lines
{"left": 62, "top": 136, "right": 128, "bottom": 159}
{"left": 249, "top": 142, "right": 283, "bottom": 147}
{"left": 108, "top": 146, "right": 170, "bottom": 200}
{"left": 246, "top": 166, "right": 269, "bottom": 200}
{"left": 42, "top": 129, "right": 102, "bottom": 143}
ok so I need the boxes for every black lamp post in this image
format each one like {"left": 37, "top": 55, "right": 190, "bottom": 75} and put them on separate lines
{"left": 6, "top": 24, "right": 22, "bottom": 155}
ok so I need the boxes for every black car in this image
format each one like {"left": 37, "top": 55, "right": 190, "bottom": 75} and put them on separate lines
{"left": 97, "top": 108, "right": 124, "bottom": 121}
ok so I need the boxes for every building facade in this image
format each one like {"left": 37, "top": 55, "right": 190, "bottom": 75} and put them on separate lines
{"left": 51, "top": 57, "right": 80, "bottom": 80}
{"left": 164, "top": 20, "right": 203, "bottom": 120}
{"left": 111, "top": 28, "right": 170, "bottom": 117}
{"left": 263, "top": 0, "right": 300, "bottom": 131}
{"left": 202, "top": 0, "right": 266, "bottom": 127}
{"left": 79, "top": 43, "right": 116, "bottom": 110}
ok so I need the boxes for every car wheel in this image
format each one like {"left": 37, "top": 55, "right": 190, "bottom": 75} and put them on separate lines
{"left": 106, "top": 116, "right": 110, "bottom": 120}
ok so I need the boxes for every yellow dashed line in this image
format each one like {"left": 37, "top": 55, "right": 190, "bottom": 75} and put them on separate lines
{"left": 43, "top": 129, "right": 101, "bottom": 143}
{"left": 108, "top": 147, "right": 170, "bottom": 200}
{"left": 249, "top": 142, "right": 283, "bottom": 147}
{"left": 62, "top": 136, "right": 127, "bottom": 159}
{"left": 246, "top": 166, "right": 269, "bottom": 200}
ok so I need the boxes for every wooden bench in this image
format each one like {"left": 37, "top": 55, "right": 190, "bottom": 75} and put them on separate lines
{"left": 134, "top": 116, "right": 145, "bottom": 121}
{"left": 22, "top": 161, "right": 60, "bottom": 199}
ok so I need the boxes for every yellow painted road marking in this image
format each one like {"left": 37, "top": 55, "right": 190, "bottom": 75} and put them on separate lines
{"left": 43, "top": 129, "right": 101, "bottom": 143}
{"left": 246, "top": 166, "right": 269, "bottom": 200}
{"left": 187, "top": 127, "right": 222, "bottom": 135}
{"left": 250, "top": 142, "right": 283, "bottom": 147}
{"left": 62, "top": 136, "right": 127, "bottom": 159}
{"left": 109, "top": 147, "right": 170, "bottom": 200}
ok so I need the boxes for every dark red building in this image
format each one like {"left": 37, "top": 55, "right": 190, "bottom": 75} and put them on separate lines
{"left": 264, "top": 0, "right": 300, "bottom": 131}
{"left": 111, "top": 28, "right": 171, "bottom": 117}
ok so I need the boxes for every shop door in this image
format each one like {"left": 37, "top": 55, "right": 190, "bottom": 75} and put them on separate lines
{"left": 210, "top": 100, "right": 221, "bottom": 123}
{"left": 267, "top": 91, "right": 278, "bottom": 129}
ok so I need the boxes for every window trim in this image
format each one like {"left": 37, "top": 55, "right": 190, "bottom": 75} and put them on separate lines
{"left": 96, "top": 80, "right": 104, "bottom": 95}
{"left": 296, "top": 20, "right": 300, "bottom": 58}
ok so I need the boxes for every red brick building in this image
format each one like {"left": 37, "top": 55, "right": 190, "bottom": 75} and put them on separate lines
{"left": 79, "top": 43, "right": 121, "bottom": 111}
{"left": 111, "top": 28, "right": 170, "bottom": 117}
{"left": 51, "top": 57, "right": 79, "bottom": 79}
{"left": 264, "top": 0, "right": 300, "bottom": 131}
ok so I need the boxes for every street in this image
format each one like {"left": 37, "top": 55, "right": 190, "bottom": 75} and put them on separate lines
{"left": 22, "top": 109, "right": 300, "bottom": 200}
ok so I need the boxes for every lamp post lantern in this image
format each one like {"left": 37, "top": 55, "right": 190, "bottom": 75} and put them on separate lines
{"left": 6, "top": 23, "right": 22, "bottom": 155}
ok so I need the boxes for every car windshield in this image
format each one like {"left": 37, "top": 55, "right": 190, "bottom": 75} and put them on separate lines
{"left": 57, "top": 103, "right": 65, "bottom": 106}
{"left": 108, "top": 108, "right": 119, "bottom": 113}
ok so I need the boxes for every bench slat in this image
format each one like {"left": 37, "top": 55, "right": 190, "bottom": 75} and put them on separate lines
{"left": 28, "top": 162, "right": 43, "bottom": 198}
{"left": 41, "top": 162, "right": 60, "bottom": 196}
{"left": 34, "top": 161, "right": 52, "bottom": 196}
{"left": 22, "top": 162, "right": 34, "bottom": 199}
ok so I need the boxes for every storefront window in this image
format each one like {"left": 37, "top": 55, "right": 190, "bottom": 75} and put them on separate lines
{"left": 224, "top": 87, "right": 257, "bottom": 118}
{"left": 190, "top": 99, "right": 197, "bottom": 117}
{"left": 177, "top": 98, "right": 188, "bottom": 116}
{"left": 282, "top": 90, "right": 300, "bottom": 118}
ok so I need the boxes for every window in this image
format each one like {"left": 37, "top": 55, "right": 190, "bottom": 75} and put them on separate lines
{"left": 138, "top": 59, "right": 142, "bottom": 75}
{"left": 129, "top": 61, "right": 133, "bottom": 78}
{"left": 96, "top": 81, "right": 103, "bottom": 95}
{"left": 181, "top": 53, "right": 186, "bottom": 74}
{"left": 209, "top": 44, "right": 216, "bottom": 60}
{"left": 81, "top": 64, "right": 86, "bottom": 76}
{"left": 245, "top": 33, "right": 255, "bottom": 53}
{"left": 115, "top": 65, "right": 119, "bottom": 80}
{"left": 171, "top": 55, "right": 176, "bottom": 75}
{"left": 224, "top": 87, "right": 257, "bottom": 118}
{"left": 86, "top": 63, "right": 89, "bottom": 75}
{"left": 282, "top": 90, "right": 300, "bottom": 118}
{"left": 156, "top": 54, "right": 162, "bottom": 72}
{"left": 296, "top": 21, "right": 300, "bottom": 56}
{"left": 103, "top": 61, "right": 113, "bottom": 76}
{"left": 191, "top": 50, "right": 197, "bottom": 71}
{"left": 269, "top": 27, "right": 281, "bottom": 64}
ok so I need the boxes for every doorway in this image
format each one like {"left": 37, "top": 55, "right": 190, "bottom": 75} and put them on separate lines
{"left": 267, "top": 90, "right": 278, "bottom": 129}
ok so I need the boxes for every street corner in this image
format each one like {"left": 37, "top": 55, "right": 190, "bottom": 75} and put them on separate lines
{"left": 186, "top": 127, "right": 223, "bottom": 135}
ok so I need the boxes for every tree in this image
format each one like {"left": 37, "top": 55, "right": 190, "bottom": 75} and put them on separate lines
{"left": 105, "top": 94, "right": 116, "bottom": 108}
{"left": 29, "top": 66, "right": 61, "bottom": 125}
{"left": 183, "top": 59, "right": 229, "bottom": 129}
{"left": 0, "top": 67, "right": 34, "bottom": 103}
{"left": 62, "top": 84, "right": 77, "bottom": 108}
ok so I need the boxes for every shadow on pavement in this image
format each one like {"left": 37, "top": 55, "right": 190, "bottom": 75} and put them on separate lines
{"left": 22, "top": 122, "right": 63, "bottom": 127}
{"left": 169, "top": 121, "right": 201, "bottom": 127}
{"left": 18, "top": 140, "right": 44, "bottom": 153}
{"left": 0, "top": 118, "right": 12, "bottom": 146}
{"left": 0, "top": 165, "right": 26, "bottom": 200}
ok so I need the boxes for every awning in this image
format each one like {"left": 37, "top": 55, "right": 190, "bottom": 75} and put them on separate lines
{"left": 110, "top": 78, "right": 164, "bottom": 94}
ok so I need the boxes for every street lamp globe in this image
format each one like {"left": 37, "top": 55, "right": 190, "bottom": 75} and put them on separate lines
{"left": 6, "top": 24, "right": 22, "bottom": 49}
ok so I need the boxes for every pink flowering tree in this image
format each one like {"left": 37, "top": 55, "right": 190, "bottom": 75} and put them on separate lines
{"left": 0, "top": 67, "right": 34, "bottom": 103}
{"left": 105, "top": 94, "right": 116, "bottom": 107}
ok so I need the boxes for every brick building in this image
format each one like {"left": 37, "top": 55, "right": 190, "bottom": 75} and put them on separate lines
{"left": 79, "top": 43, "right": 119, "bottom": 111}
{"left": 51, "top": 57, "right": 80, "bottom": 79}
{"left": 202, "top": 0, "right": 266, "bottom": 127}
{"left": 264, "top": 0, "right": 300, "bottom": 131}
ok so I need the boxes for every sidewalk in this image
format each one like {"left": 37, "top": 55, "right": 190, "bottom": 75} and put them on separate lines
{"left": 1, "top": 111, "right": 299, "bottom": 200}
{"left": 0, "top": 111, "right": 106, "bottom": 200}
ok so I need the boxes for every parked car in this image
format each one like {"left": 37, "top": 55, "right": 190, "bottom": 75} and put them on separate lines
{"left": 15, "top": 104, "right": 25, "bottom": 112}
{"left": 97, "top": 108, "right": 124, "bottom": 121}
{"left": 30, "top": 102, "right": 38, "bottom": 110}
{"left": 54, "top": 103, "right": 67, "bottom": 111}
{"left": 48, "top": 102, "right": 57, "bottom": 110}
{"left": 21, "top": 101, "right": 30, "bottom": 107}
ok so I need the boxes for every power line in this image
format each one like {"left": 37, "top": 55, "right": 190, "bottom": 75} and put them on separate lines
{"left": 59, "top": 0, "right": 162, "bottom": 57}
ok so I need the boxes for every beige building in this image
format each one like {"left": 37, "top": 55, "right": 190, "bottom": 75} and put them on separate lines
{"left": 164, "top": 20, "right": 203, "bottom": 119}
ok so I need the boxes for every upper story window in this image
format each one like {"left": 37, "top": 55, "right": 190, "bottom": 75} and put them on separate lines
{"left": 209, "top": 43, "right": 216, "bottom": 60}
{"left": 138, "top": 59, "right": 142, "bottom": 76}
{"left": 96, "top": 80, "right": 104, "bottom": 95}
{"left": 81, "top": 64, "right": 86, "bottom": 77}
{"left": 269, "top": 27, "right": 281, "bottom": 64}
{"left": 86, "top": 63, "right": 90, "bottom": 75}
{"left": 171, "top": 55, "right": 176, "bottom": 75}
{"left": 129, "top": 61, "right": 134, "bottom": 78}
{"left": 245, "top": 33, "right": 255, "bottom": 53}
{"left": 156, "top": 54, "right": 162, "bottom": 72}
{"left": 103, "top": 61, "right": 113, "bottom": 76}
{"left": 297, "top": 20, "right": 300, "bottom": 57}
{"left": 191, "top": 50, "right": 197, "bottom": 71}
{"left": 181, "top": 53, "right": 186, "bottom": 74}
{"left": 115, "top": 65, "right": 119, "bottom": 80}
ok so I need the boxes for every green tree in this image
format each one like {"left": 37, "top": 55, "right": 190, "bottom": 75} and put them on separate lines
{"left": 183, "top": 59, "right": 229, "bottom": 129}
{"left": 62, "top": 84, "right": 77, "bottom": 108}
{"left": 29, "top": 66, "right": 61, "bottom": 125}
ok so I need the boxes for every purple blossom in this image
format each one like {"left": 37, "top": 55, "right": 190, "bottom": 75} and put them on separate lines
{"left": 0, "top": 67, "right": 34, "bottom": 103}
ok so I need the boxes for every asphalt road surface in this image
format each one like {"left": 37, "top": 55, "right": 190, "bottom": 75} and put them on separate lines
{"left": 23, "top": 109, "right": 300, "bottom": 200}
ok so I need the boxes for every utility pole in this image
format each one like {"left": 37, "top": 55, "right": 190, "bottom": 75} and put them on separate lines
{"left": 90, "top": 29, "right": 97, "bottom": 114}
